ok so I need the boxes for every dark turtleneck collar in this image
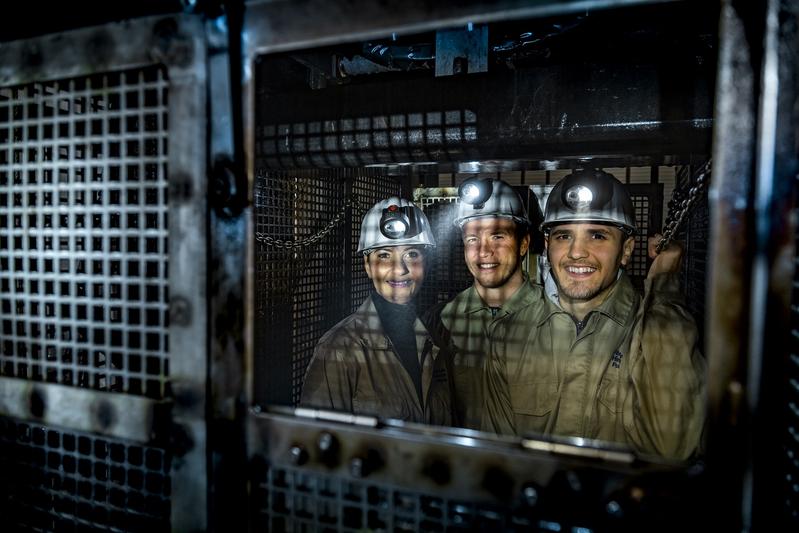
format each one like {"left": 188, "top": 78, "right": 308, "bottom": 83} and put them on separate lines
{"left": 371, "top": 291, "right": 418, "bottom": 323}
{"left": 371, "top": 291, "right": 422, "bottom": 402}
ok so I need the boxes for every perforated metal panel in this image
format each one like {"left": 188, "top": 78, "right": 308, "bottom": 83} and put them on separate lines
{"left": 253, "top": 167, "right": 399, "bottom": 407}
{"left": 253, "top": 464, "right": 565, "bottom": 532}
{"left": 0, "top": 64, "right": 174, "bottom": 532}
{"left": 0, "top": 416, "right": 170, "bottom": 532}
{"left": 248, "top": 410, "right": 714, "bottom": 533}
{"left": 625, "top": 183, "right": 663, "bottom": 289}
{"left": 676, "top": 165, "right": 709, "bottom": 332}
{"left": 350, "top": 173, "right": 403, "bottom": 311}
{"left": 0, "top": 13, "right": 209, "bottom": 532}
{"left": 0, "top": 66, "right": 170, "bottom": 399}
{"left": 628, "top": 193, "right": 652, "bottom": 282}
{"left": 256, "top": 109, "right": 478, "bottom": 169}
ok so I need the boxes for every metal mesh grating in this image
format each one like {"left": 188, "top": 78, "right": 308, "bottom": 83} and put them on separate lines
{"left": 415, "top": 196, "right": 471, "bottom": 315}
{"left": 676, "top": 165, "right": 709, "bottom": 334}
{"left": 252, "top": 464, "right": 578, "bottom": 533}
{"left": 629, "top": 193, "right": 652, "bottom": 282}
{"left": 350, "top": 173, "right": 403, "bottom": 312}
{"left": 253, "top": 167, "right": 399, "bottom": 407}
{"left": 254, "top": 169, "right": 346, "bottom": 407}
{"left": 0, "top": 415, "right": 171, "bottom": 532}
{"left": 0, "top": 66, "right": 170, "bottom": 400}
{"left": 256, "top": 110, "right": 478, "bottom": 169}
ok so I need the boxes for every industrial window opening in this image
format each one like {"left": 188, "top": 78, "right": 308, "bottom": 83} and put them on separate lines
{"left": 251, "top": 3, "right": 713, "bottom": 460}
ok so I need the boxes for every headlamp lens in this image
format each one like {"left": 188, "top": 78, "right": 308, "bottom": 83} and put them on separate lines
{"left": 565, "top": 185, "right": 593, "bottom": 209}
{"left": 462, "top": 183, "right": 481, "bottom": 202}
{"left": 379, "top": 204, "right": 422, "bottom": 240}
{"left": 458, "top": 178, "right": 492, "bottom": 207}
{"left": 382, "top": 218, "right": 409, "bottom": 238}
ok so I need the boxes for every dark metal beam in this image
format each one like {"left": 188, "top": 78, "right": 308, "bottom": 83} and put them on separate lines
{"left": 244, "top": 0, "right": 683, "bottom": 53}
{"left": 0, "top": 376, "right": 168, "bottom": 443}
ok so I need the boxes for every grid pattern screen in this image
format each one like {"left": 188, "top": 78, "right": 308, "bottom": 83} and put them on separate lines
{"left": 628, "top": 192, "right": 652, "bottom": 284}
{"left": 0, "top": 416, "right": 171, "bottom": 532}
{"left": 350, "top": 172, "right": 403, "bottom": 311}
{"left": 253, "top": 166, "right": 399, "bottom": 407}
{"left": 676, "top": 165, "right": 709, "bottom": 334}
{"left": 256, "top": 110, "right": 477, "bottom": 169}
{"left": 0, "top": 66, "right": 171, "bottom": 400}
{"left": 253, "top": 464, "right": 580, "bottom": 533}
{"left": 415, "top": 196, "right": 472, "bottom": 316}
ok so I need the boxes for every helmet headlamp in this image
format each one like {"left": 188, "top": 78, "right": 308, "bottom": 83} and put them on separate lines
{"left": 564, "top": 185, "right": 594, "bottom": 210}
{"left": 540, "top": 169, "right": 636, "bottom": 235}
{"left": 559, "top": 171, "right": 613, "bottom": 212}
{"left": 458, "top": 178, "right": 492, "bottom": 209}
{"left": 380, "top": 204, "right": 422, "bottom": 240}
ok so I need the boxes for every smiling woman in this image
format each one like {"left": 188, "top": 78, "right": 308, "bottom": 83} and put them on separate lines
{"left": 299, "top": 197, "right": 454, "bottom": 425}
{"left": 364, "top": 246, "right": 426, "bottom": 305}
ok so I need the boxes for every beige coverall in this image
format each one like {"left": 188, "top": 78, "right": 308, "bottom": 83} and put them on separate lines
{"left": 488, "top": 272, "right": 706, "bottom": 460}
{"left": 300, "top": 296, "right": 453, "bottom": 426}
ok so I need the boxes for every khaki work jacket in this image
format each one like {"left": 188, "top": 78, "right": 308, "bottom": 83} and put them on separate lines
{"left": 431, "top": 282, "right": 540, "bottom": 430}
{"left": 488, "top": 272, "right": 706, "bottom": 460}
{"left": 300, "top": 296, "right": 452, "bottom": 426}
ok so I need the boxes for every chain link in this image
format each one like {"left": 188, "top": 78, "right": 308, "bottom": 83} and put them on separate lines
{"left": 655, "top": 159, "right": 712, "bottom": 254}
{"left": 255, "top": 196, "right": 362, "bottom": 250}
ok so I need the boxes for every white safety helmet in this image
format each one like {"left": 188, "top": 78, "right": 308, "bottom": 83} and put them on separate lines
{"left": 540, "top": 169, "right": 636, "bottom": 235}
{"left": 356, "top": 197, "right": 436, "bottom": 254}
{"left": 452, "top": 178, "right": 529, "bottom": 228}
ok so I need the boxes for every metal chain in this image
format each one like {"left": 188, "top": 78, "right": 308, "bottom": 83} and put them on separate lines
{"left": 255, "top": 196, "right": 362, "bottom": 249}
{"left": 655, "top": 159, "right": 712, "bottom": 253}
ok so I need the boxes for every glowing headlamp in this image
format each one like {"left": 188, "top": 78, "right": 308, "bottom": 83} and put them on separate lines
{"left": 458, "top": 178, "right": 492, "bottom": 209}
{"left": 558, "top": 170, "right": 613, "bottom": 213}
{"left": 380, "top": 204, "right": 421, "bottom": 239}
{"left": 564, "top": 185, "right": 594, "bottom": 210}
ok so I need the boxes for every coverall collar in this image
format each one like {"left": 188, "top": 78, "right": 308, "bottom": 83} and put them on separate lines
{"left": 537, "top": 270, "right": 637, "bottom": 327}
{"left": 355, "top": 295, "right": 436, "bottom": 367}
{"left": 460, "top": 276, "right": 538, "bottom": 317}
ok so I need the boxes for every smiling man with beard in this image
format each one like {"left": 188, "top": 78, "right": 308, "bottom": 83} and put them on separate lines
{"left": 488, "top": 169, "right": 706, "bottom": 460}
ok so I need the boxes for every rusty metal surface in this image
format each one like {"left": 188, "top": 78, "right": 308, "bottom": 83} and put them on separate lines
{"left": 0, "top": 2, "right": 185, "bottom": 44}
{"left": 702, "top": 0, "right": 779, "bottom": 530}
{"left": 0, "top": 376, "right": 168, "bottom": 443}
{"left": 748, "top": 0, "right": 799, "bottom": 528}
{"left": 206, "top": 8, "right": 250, "bottom": 530}
{"left": 0, "top": 15, "right": 197, "bottom": 86}
{"left": 158, "top": 15, "right": 210, "bottom": 533}
{"left": 705, "top": 1, "right": 755, "bottom": 431}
